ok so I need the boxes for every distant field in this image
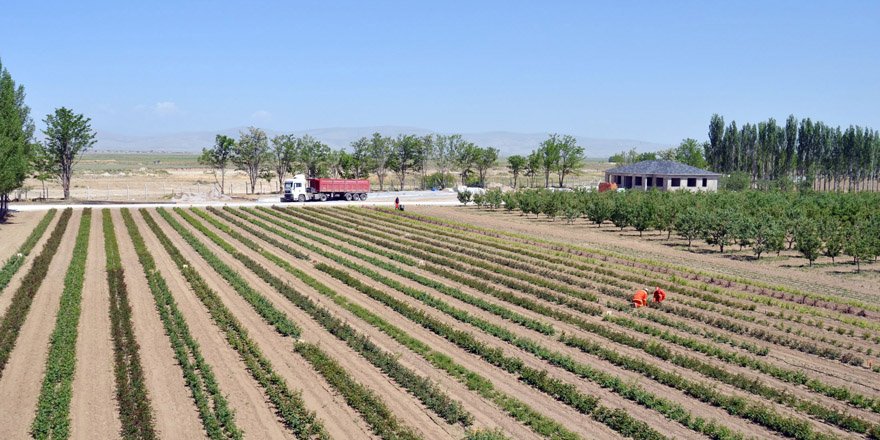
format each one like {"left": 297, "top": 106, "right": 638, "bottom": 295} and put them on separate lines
{"left": 76, "top": 152, "right": 204, "bottom": 174}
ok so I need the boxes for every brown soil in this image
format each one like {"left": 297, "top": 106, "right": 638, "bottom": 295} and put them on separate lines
{"left": 70, "top": 213, "right": 123, "bottom": 439}
{"left": 110, "top": 209, "right": 206, "bottom": 439}
{"left": 0, "top": 211, "right": 60, "bottom": 306}
{"left": 131, "top": 210, "right": 295, "bottom": 439}
{"left": 0, "top": 210, "right": 81, "bottom": 439}
{"left": 0, "top": 210, "right": 42, "bottom": 263}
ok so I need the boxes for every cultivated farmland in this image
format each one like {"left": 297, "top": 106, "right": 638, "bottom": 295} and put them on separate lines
{"left": 0, "top": 206, "right": 878, "bottom": 440}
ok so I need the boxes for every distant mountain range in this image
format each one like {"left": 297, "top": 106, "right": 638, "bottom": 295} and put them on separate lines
{"left": 94, "top": 126, "right": 668, "bottom": 158}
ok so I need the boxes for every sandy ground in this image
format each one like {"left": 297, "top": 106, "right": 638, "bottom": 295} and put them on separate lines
{"left": 131, "top": 210, "right": 297, "bottom": 439}
{"left": 0, "top": 210, "right": 43, "bottom": 264}
{"left": 0, "top": 210, "right": 81, "bottom": 439}
{"left": 70, "top": 213, "right": 123, "bottom": 439}
{"left": 110, "top": 209, "right": 208, "bottom": 439}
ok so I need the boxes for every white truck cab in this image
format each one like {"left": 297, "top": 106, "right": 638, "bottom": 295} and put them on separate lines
{"left": 281, "top": 174, "right": 308, "bottom": 202}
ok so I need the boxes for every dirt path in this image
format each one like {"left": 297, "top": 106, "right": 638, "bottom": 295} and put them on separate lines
{"left": 70, "top": 212, "right": 123, "bottom": 439}
{"left": 0, "top": 210, "right": 81, "bottom": 439}
{"left": 413, "top": 206, "right": 872, "bottom": 303}
{"left": 110, "top": 210, "right": 206, "bottom": 439}
{"left": 208, "top": 208, "right": 544, "bottom": 438}
{"left": 230, "top": 208, "right": 627, "bottom": 439}
{"left": 164, "top": 208, "right": 455, "bottom": 439}
{"left": 158, "top": 209, "right": 377, "bottom": 439}
{"left": 0, "top": 210, "right": 41, "bottom": 264}
{"left": 131, "top": 210, "right": 295, "bottom": 439}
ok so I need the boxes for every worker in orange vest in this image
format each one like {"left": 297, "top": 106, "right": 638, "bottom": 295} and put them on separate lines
{"left": 632, "top": 289, "right": 648, "bottom": 308}
{"left": 652, "top": 287, "right": 666, "bottom": 304}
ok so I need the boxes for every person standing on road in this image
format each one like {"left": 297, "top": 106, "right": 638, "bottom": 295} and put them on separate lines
{"left": 395, "top": 197, "right": 400, "bottom": 210}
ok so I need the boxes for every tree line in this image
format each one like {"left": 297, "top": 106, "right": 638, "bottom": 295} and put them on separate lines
{"left": 705, "top": 114, "right": 880, "bottom": 191}
{"left": 505, "top": 134, "right": 586, "bottom": 189}
{"left": 468, "top": 188, "right": 880, "bottom": 271}
{"left": 1, "top": 59, "right": 97, "bottom": 220}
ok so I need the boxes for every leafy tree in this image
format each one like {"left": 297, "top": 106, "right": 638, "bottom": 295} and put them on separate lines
{"left": 707, "top": 113, "right": 725, "bottom": 170}
{"left": 507, "top": 155, "right": 526, "bottom": 189}
{"left": 525, "top": 150, "right": 541, "bottom": 187}
{"left": 719, "top": 171, "right": 750, "bottom": 191}
{"left": 29, "top": 143, "right": 53, "bottom": 200}
{"left": 556, "top": 135, "right": 584, "bottom": 187}
{"left": 368, "top": 133, "right": 393, "bottom": 191}
{"left": 474, "top": 147, "right": 499, "bottom": 188}
{"left": 435, "top": 134, "right": 466, "bottom": 189}
{"left": 200, "top": 134, "right": 235, "bottom": 194}
{"left": 674, "top": 207, "right": 703, "bottom": 249}
{"left": 391, "top": 134, "right": 421, "bottom": 190}
{"left": 295, "top": 134, "right": 331, "bottom": 178}
{"left": 41, "top": 107, "right": 97, "bottom": 200}
{"left": 845, "top": 222, "right": 876, "bottom": 273}
{"left": 536, "top": 136, "right": 562, "bottom": 188}
{"left": 751, "top": 217, "right": 784, "bottom": 259}
{"left": 795, "top": 221, "right": 822, "bottom": 266}
{"left": 583, "top": 192, "right": 613, "bottom": 227}
{"left": 703, "top": 208, "right": 735, "bottom": 252}
{"left": 629, "top": 193, "right": 656, "bottom": 237}
{"left": 455, "top": 189, "right": 472, "bottom": 205}
{"left": 349, "top": 137, "right": 372, "bottom": 179}
{"left": 0, "top": 60, "right": 34, "bottom": 218}
{"left": 270, "top": 134, "right": 296, "bottom": 190}
{"left": 416, "top": 134, "right": 434, "bottom": 189}
{"left": 453, "top": 142, "right": 480, "bottom": 186}
{"left": 675, "top": 138, "right": 708, "bottom": 169}
{"left": 232, "top": 127, "right": 270, "bottom": 194}
{"left": 821, "top": 219, "right": 844, "bottom": 264}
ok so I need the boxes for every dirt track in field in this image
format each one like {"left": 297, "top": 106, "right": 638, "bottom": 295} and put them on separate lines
{"left": 70, "top": 214, "right": 122, "bottom": 439}
{"left": 110, "top": 210, "right": 207, "bottom": 439}
{"left": 412, "top": 206, "right": 874, "bottom": 303}
{"left": 0, "top": 210, "right": 80, "bottom": 439}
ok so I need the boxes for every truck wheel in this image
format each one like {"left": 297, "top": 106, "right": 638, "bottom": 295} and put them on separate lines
{"left": 319, "top": 193, "right": 328, "bottom": 202}
{"left": 298, "top": 194, "right": 305, "bottom": 202}
{"left": 344, "top": 193, "right": 352, "bottom": 201}
{"left": 359, "top": 193, "right": 367, "bottom": 201}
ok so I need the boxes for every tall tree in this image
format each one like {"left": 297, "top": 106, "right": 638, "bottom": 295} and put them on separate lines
{"left": 782, "top": 115, "right": 798, "bottom": 179}
{"left": 199, "top": 134, "right": 235, "bottom": 194}
{"left": 454, "top": 142, "right": 480, "bottom": 186}
{"left": 390, "top": 134, "right": 421, "bottom": 190}
{"left": 474, "top": 146, "right": 499, "bottom": 188}
{"left": 507, "top": 155, "right": 526, "bottom": 189}
{"left": 417, "top": 134, "right": 434, "bottom": 189}
{"left": 674, "top": 138, "right": 707, "bottom": 169}
{"left": 538, "top": 134, "right": 563, "bottom": 187}
{"left": 232, "top": 127, "right": 269, "bottom": 194}
{"left": 707, "top": 113, "right": 725, "bottom": 170}
{"left": 294, "top": 134, "right": 331, "bottom": 178}
{"left": 525, "top": 150, "right": 541, "bottom": 188}
{"left": 434, "top": 134, "right": 466, "bottom": 187}
{"left": 270, "top": 134, "right": 296, "bottom": 190}
{"left": 41, "top": 107, "right": 96, "bottom": 200}
{"left": 349, "top": 137, "right": 372, "bottom": 179}
{"left": 0, "top": 60, "right": 33, "bottom": 218}
{"left": 556, "top": 135, "right": 584, "bottom": 187}
{"left": 368, "top": 132, "right": 393, "bottom": 191}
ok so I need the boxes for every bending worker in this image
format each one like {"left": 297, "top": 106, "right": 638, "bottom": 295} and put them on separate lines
{"left": 632, "top": 289, "right": 648, "bottom": 308}
{"left": 652, "top": 287, "right": 666, "bottom": 304}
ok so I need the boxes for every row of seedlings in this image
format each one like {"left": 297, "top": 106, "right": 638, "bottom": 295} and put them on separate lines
{"left": 0, "top": 209, "right": 56, "bottom": 292}
{"left": 280, "top": 207, "right": 870, "bottom": 439}
{"left": 0, "top": 208, "right": 73, "bottom": 377}
{"left": 31, "top": 209, "right": 92, "bottom": 438}
{"left": 150, "top": 208, "right": 407, "bottom": 439}
{"left": 120, "top": 209, "right": 243, "bottom": 440}
{"left": 103, "top": 209, "right": 156, "bottom": 439}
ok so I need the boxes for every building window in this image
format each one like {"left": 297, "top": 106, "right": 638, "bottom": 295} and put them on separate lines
{"left": 615, "top": 175, "right": 621, "bottom": 184}
{"left": 702, "top": 178, "right": 707, "bottom": 187}
{"left": 646, "top": 177, "right": 653, "bottom": 187}
{"left": 671, "top": 178, "right": 680, "bottom": 187}
{"left": 635, "top": 176, "right": 642, "bottom": 186}
{"left": 687, "top": 178, "right": 697, "bottom": 187}
{"left": 656, "top": 177, "right": 663, "bottom": 187}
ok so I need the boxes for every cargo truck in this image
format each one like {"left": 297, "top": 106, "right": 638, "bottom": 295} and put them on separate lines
{"left": 281, "top": 174, "right": 370, "bottom": 202}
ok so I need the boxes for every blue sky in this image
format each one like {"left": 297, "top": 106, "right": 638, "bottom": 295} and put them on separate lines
{"left": 1, "top": 1, "right": 877, "bottom": 144}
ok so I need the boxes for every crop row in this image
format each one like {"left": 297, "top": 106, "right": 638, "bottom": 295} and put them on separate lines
{"left": 0, "top": 208, "right": 72, "bottom": 378}
{"left": 120, "top": 209, "right": 242, "bottom": 440}
{"left": 234, "top": 208, "right": 744, "bottom": 439}
{"left": 31, "top": 209, "right": 92, "bottom": 439}
{"left": 102, "top": 210, "right": 156, "bottom": 439}
{"left": 0, "top": 209, "right": 56, "bottom": 292}
{"left": 337, "top": 207, "right": 880, "bottom": 414}
{"left": 182, "top": 206, "right": 474, "bottom": 429}
{"left": 144, "top": 209, "right": 327, "bottom": 439}
{"left": 328, "top": 208, "right": 871, "bottom": 379}
{"left": 347, "top": 207, "right": 867, "bottom": 361}
{"left": 383, "top": 207, "right": 878, "bottom": 333}
{"left": 212, "top": 208, "right": 595, "bottom": 439}
{"left": 306, "top": 207, "right": 880, "bottom": 415}
{"left": 269, "top": 208, "right": 860, "bottom": 439}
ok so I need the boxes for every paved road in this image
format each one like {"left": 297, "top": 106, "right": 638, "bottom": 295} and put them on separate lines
{"left": 10, "top": 189, "right": 460, "bottom": 211}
